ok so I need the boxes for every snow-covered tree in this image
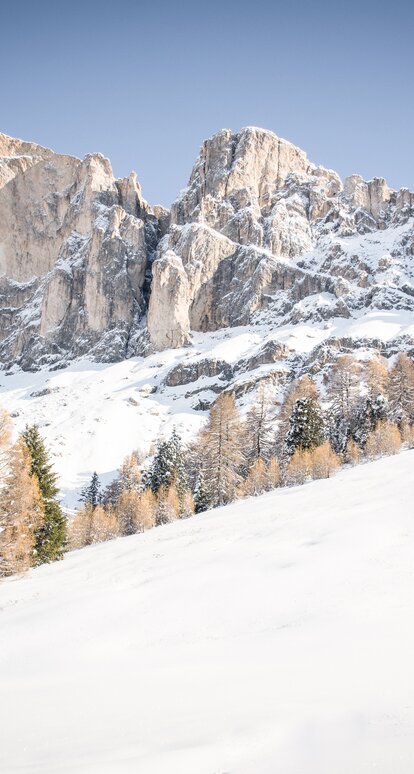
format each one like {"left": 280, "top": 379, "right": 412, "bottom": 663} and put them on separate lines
{"left": 285, "top": 397, "right": 325, "bottom": 456}
{"left": 148, "top": 429, "right": 187, "bottom": 496}
{"left": 276, "top": 376, "right": 319, "bottom": 458}
{"left": 79, "top": 472, "right": 102, "bottom": 511}
{"left": 193, "top": 470, "right": 210, "bottom": 513}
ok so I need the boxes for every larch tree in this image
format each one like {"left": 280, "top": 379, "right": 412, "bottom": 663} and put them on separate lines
{"left": 245, "top": 384, "right": 275, "bottom": 464}
{"left": 0, "top": 440, "right": 45, "bottom": 576}
{"left": 326, "top": 355, "right": 361, "bottom": 453}
{"left": 21, "top": 424, "right": 66, "bottom": 564}
{"left": 200, "top": 392, "right": 245, "bottom": 507}
{"left": 388, "top": 353, "right": 414, "bottom": 427}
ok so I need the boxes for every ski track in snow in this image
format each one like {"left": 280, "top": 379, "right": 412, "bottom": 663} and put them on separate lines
{"left": 0, "top": 451, "right": 413, "bottom": 773}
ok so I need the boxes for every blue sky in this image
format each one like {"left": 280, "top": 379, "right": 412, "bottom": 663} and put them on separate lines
{"left": 1, "top": 0, "right": 413, "bottom": 205}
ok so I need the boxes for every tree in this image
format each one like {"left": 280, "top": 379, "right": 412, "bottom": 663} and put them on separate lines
{"left": 310, "top": 442, "right": 341, "bottom": 480}
{"left": 388, "top": 353, "right": 414, "bottom": 427}
{"left": 266, "top": 456, "right": 281, "bottom": 489}
{"left": 276, "top": 376, "right": 319, "bottom": 459}
{"left": 345, "top": 438, "right": 361, "bottom": 465}
{"left": 79, "top": 472, "right": 102, "bottom": 510}
{"left": 21, "top": 425, "right": 66, "bottom": 564}
{"left": 240, "top": 457, "right": 268, "bottom": 497}
{"left": 366, "top": 357, "right": 389, "bottom": 402}
{"left": 245, "top": 384, "right": 275, "bottom": 464}
{"left": 89, "top": 505, "right": 119, "bottom": 544}
{"left": 365, "top": 422, "right": 401, "bottom": 459}
{"left": 118, "top": 453, "right": 142, "bottom": 493}
{"left": 148, "top": 429, "right": 187, "bottom": 496}
{"left": 199, "top": 393, "right": 245, "bottom": 507}
{"left": 155, "top": 485, "right": 180, "bottom": 526}
{"left": 67, "top": 506, "right": 93, "bottom": 550}
{"left": 285, "top": 449, "right": 312, "bottom": 486}
{"left": 326, "top": 355, "right": 361, "bottom": 454}
{"left": 193, "top": 471, "right": 210, "bottom": 513}
{"left": 285, "top": 397, "right": 325, "bottom": 456}
{"left": 0, "top": 440, "right": 45, "bottom": 576}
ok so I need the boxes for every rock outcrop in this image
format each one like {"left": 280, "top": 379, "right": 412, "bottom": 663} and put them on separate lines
{"left": 0, "top": 126, "right": 413, "bottom": 369}
{"left": 0, "top": 133, "right": 160, "bottom": 368}
{"left": 147, "top": 126, "right": 414, "bottom": 350}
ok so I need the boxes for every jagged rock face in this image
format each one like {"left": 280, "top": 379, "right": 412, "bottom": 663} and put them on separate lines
{"left": 0, "top": 134, "right": 160, "bottom": 368}
{"left": 1, "top": 126, "right": 414, "bottom": 369}
{"left": 148, "top": 126, "right": 414, "bottom": 349}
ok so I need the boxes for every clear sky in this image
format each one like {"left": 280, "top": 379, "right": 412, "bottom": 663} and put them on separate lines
{"left": 1, "top": 0, "right": 413, "bottom": 206}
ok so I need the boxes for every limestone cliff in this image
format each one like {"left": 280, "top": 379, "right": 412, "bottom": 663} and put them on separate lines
{"left": 0, "top": 127, "right": 413, "bottom": 369}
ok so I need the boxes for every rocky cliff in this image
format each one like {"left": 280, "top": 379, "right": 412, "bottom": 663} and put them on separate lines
{"left": 0, "top": 127, "right": 413, "bottom": 370}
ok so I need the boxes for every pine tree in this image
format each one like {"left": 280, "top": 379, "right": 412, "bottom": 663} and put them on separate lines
{"left": 0, "top": 440, "right": 45, "bottom": 576}
{"left": 200, "top": 393, "right": 245, "bottom": 507}
{"left": 21, "top": 425, "right": 66, "bottom": 564}
{"left": 79, "top": 472, "right": 102, "bottom": 511}
{"left": 285, "top": 398, "right": 325, "bottom": 456}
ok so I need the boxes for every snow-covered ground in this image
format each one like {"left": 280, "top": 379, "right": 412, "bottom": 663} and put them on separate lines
{"left": 1, "top": 312, "right": 414, "bottom": 507}
{"left": 0, "top": 451, "right": 413, "bottom": 773}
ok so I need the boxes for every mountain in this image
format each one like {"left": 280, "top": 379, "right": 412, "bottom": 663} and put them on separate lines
{"left": 1, "top": 126, "right": 413, "bottom": 371}
{"left": 1, "top": 451, "right": 413, "bottom": 773}
{"left": 1, "top": 127, "right": 414, "bottom": 502}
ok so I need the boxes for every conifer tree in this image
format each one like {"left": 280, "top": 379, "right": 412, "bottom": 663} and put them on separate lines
{"left": 326, "top": 355, "right": 361, "bottom": 453}
{"left": 200, "top": 393, "right": 245, "bottom": 507}
{"left": 21, "top": 425, "right": 66, "bottom": 564}
{"left": 276, "top": 376, "right": 319, "bottom": 458}
{"left": 148, "top": 429, "right": 187, "bottom": 495}
{"left": 285, "top": 397, "right": 325, "bottom": 456}
{"left": 388, "top": 353, "right": 414, "bottom": 427}
{"left": 245, "top": 384, "right": 275, "bottom": 464}
{"left": 0, "top": 440, "right": 45, "bottom": 576}
{"left": 79, "top": 472, "right": 102, "bottom": 511}
{"left": 193, "top": 471, "right": 210, "bottom": 513}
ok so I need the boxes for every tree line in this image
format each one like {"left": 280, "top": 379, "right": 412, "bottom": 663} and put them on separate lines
{"left": 1, "top": 352, "right": 414, "bottom": 575}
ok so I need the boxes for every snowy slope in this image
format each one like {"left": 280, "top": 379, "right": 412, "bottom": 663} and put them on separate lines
{"left": 0, "top": 311, "right": 414, "bottom": 507}
{"left": 1, "top": 452, "right": 413, "bottom": 774}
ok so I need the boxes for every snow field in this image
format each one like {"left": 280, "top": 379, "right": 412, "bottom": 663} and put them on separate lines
{"left": 0, "top": 451, "right": 413, "bottom": 773}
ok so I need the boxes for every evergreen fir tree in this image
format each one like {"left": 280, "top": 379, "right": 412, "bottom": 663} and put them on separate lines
{"left": 21, "top": 425, "right": 66, "bottom": 564}
{"left": 285, "top": 398, "right": 325, "bottom": 456}
{"left": 79, "top": 472, "right": 102, "bottom": 511}
{"left": 193, "top": 471, "right": 210, "bottom": 513}
{"left": 148, "top": 429, "right": 187, "bottom": 495}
